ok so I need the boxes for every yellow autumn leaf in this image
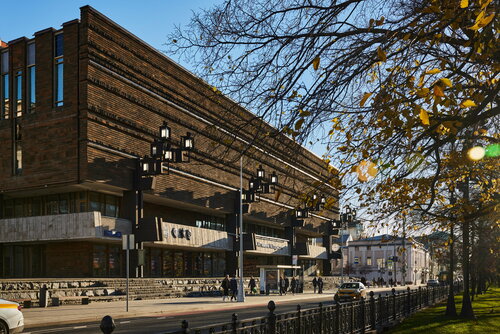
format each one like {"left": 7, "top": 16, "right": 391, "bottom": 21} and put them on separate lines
{"left": 460, "top": 0, "right": 468, "bottom": 8}
{"left": 360, "top": 92, "right": 373, "bottom": 107}
{"left": 312, "top": 56, "right": 320, "bottom": 70}
{"left": 460, "top": 99, "right": 477, "bottom": 108}
{"left": 377, "top": 47, "right": 387, "bottom": 62}
{"left": 479, "top": 13, "right": 495, "bottom": 27}
{"left": 481, "top": 0, "right": 492, "bottom": 10}
{"left": 426, "top": 68, "right": 441, "bottom": 74}
{"left": 440, "top": 78, "right": 453, "bottom": 87}
{"left": 295, "top": 118, "right": 304, "bottom": 130}
{"left": 419, "top": 108, "right": 430, "bottom": 125}
{"left": 433, "top": 85, "right": 445, "bottom": 97}
{"left": 469, "top": 11, "right": 494, "bottom": 30}
{"left": 416, "top": 88, "right": 429, "bottom": 97}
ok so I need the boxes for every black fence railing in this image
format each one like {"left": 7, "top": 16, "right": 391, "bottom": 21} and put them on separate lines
{"left": 166, "top": 284, "right": 459, "bottom": 334}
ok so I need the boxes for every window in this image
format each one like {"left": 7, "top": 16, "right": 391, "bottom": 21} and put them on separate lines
{"left": 1, "top": 50, "right": 9, "bottom": 119}
{"left": 13, "top": 120, "right": 22, "bottom": 175}
{"left": 367, "top": 246, "right": 371, "bottom": 250}
{"left": 27, "top": 42, "right": 35, "bottom": 112}
{"left": 14, "top": 71, "right": 22, "bottom": 117}
{"left": 377, "top": 258, "right": 385, "bottom": 269}
{"left": 367, "top": 257, "right": 372, "bottom": 266}
{"left": 54, "top": 34, "right": 63, "bottom": 107}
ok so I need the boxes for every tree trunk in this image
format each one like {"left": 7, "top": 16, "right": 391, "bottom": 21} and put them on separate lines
{"left": 459, "top": 179, "right": 475, "bottom": 319}
{"left": 445, "top": 221, "right": 456, "bottom": 317}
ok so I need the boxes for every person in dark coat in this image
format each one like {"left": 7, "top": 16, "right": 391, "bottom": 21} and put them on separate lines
{"left": 230, "top": 276, "right": 238, "bottom": 301}
{"left": 312, "top": 276, "right": 318, "bottom": 293}
{"left": 221, "top": 275, "right": 230, "bottom": 301}
{"left": 279, "top": 275, "right": 286, "bottom": 295}
{"left": 284, "top": 276, "right": 290, "bottom": 295}
{"left": 290, "top": 277, "right": 297, "bottom": 295}
{"left": 248, "top": 276, "right": 257, "bottom": 295}
{"left": 317, "top": 276, "right": 324, "bottom": 294}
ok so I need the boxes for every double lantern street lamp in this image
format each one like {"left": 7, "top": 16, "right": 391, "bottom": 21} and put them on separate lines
{"left": 239, "top": 163, "right": 279, "bottom": 302}
{"left": 133, "top": 121, "right": 194, "bottom": 244}
{"left": 331, "top": 205, "right": 357, "bottom": 284}
{"left": 295, "top": 193, "right": 327, "bottom": 220}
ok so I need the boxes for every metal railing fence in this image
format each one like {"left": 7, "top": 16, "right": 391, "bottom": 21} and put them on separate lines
{"left": 167, "top": 284, "right": 458, "bottom": 334}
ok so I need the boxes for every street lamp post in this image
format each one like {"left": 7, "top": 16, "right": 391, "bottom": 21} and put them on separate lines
{"left": 238, "top": 162, "right": 278, "bottom": 302}
{"left": 238, "top": 157, "right": 244, "bottom": 302}
{"left": 338, "top": 206, "right": 356, "bottom": 284}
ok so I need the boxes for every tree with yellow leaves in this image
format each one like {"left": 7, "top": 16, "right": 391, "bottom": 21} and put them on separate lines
{"left": 168, "top": 0, "right": 498, "bottom": 319}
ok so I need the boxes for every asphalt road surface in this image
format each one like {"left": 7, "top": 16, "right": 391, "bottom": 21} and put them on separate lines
{"left": 24, "top": 287, "right": 409, "bottom": 334}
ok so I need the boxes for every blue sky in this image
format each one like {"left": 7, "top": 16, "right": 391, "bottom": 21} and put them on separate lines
{"left": 0, "top": 0, "right": 218, "bottom": 67}
{"left": 0, "top": 0, "right": 328, "bottom": 156}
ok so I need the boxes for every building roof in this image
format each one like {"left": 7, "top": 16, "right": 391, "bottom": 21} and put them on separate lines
{"left": 331, "top": 234, "right": 351, "bottom": 244}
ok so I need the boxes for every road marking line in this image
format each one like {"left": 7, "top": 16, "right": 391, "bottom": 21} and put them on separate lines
{"left": 157, "top": 317, "right": 166, "bottom": 319}
{"left": 120, "top": 320, "right": 131, "bottom": 324}
{"left": 73, "top": 326, "right": 87, "bottom": 329}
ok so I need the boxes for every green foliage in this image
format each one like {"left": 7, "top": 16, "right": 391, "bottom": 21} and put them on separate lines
{"left": 388, "top": 288, "right": 500, "bottom": 334}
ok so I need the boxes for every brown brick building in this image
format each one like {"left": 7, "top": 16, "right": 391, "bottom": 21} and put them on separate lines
{"left": 0, "top": 6, "right": 339, "bottom": 280}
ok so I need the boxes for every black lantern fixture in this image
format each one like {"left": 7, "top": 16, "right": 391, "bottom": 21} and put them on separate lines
{"left": 249, "top": 177, "right": 258, "bottom": 191}
{"left": 159, "top": 122, "right": 171, "bottom": 141}
{"left": 270, "top": 171, "right": 278, "bottom": 185}
{"left": 163, "top": 144, "right": 174, "bottom": 162}
{"left": 296, "top": 208, "right": 309, "bottom": 219}
{"left": 181, "top": 132, "right": 194, "bottom": 150}
{"left": 140, "top": 156, "right": 162, "bottom": 176}
{"left": 257, "top": 165, "right": 265, "bottom": 179}
{"left": 151, "top": 140, "right": 164, "bottom": 159}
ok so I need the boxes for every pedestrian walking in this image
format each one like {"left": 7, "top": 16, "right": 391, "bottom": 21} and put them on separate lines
{"left": 279, "top": 275, "right": 286, "bottom": 295}
{"left": 230, "top": 276, "right": 238, "bottom": 301}
{"left": 284, "top": 275, "right": 290, "bottom": 294}
{"left": 318, "top": 276, "right": 324, "bottom": 294}
{"left": 221, "top": 275, "right": 230, "bottom": 301}
{"left": 291, "top": 277, "right": 297, "bottom": 295}
{"left": 312, "top": 276, "right": 318, "bottom": 293}
{"left": 248, "top": 276, "right": 257, "bottom": 295}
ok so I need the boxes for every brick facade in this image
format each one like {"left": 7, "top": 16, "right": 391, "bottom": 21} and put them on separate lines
{"left": 0, "top": 6, "right": 339, "bottom": 278}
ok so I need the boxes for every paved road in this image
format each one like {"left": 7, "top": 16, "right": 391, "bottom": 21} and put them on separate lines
{"left": 24, "top": 287, "right": 414, "bottom": 334}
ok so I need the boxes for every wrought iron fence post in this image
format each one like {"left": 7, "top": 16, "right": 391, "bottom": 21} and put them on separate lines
{"left": 319, "top": 302, "right": 323, "bottom": 334}
{"left": 360, "top": 297, "right": 366, "bottom": 334}
{"left": 350, "top": 302, "right": 354, "bottom": 334}
{"left": 296, "top": 304, "right": 302, "bottom": 334}
{"left": 181, "top": 319, "right": 189, "bottom": 334}
{"left": 418, "top": 287, "right": 422, "bottom": 309}
{"left": 335, "top": 300, "right": 340, "bottom": 334}
{"left": 406, "top": 286, "right": 411, "bottom": 315}
{"left": 369, "top": 291, "right": 375, "bottom": 330}
{"left": 232, "top": 313, "right": 238, "bottom": 334}
{"left": 432, "top": 286, "right": 436, "bottom": 304}
{"left": 390, "top": 288, "right": 395, "bottom": 321}
{"left": 268, "top": 301, "right": 276, "bottom": 334}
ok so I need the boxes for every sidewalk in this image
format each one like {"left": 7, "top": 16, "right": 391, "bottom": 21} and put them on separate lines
{"left": 22, "top": 285, "right": 423, "bottom": 328}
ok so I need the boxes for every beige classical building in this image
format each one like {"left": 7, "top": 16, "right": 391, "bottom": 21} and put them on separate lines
{"left": 345, "top": 235, "right": 431, "bottom": 284}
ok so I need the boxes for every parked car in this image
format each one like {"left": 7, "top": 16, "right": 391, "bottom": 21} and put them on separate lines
{"left": 335, "top": 282, "right": 367, "bottom": 301}
{"left": 426, "top": 279, "right": 440, "bottom": 287}
{"left": 0, "top": 298, "right": 24, "bottom": 333}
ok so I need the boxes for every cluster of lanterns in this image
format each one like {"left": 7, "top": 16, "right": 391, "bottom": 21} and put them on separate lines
{"left": 241, "top": 165, "right": 279, "bottom": 203}
{"left": 140, "top": 122, "right": 194, "bottom": 175}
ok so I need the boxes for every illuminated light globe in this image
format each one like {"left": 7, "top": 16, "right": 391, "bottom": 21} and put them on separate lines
{"left": 467, "top": 146, "right": 485, "bottom": 161}
{"left": 485, "top": 143, "right": 500, "bottom": 158}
